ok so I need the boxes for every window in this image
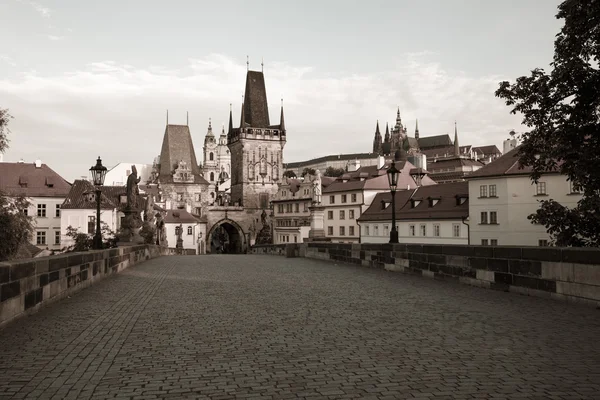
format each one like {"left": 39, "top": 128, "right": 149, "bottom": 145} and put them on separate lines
{"left": 294, "top": 236, "right": 298, "bottom": 243}
{"left": 339, "top": 210, "right": 345, "bottom": 220}
{"left": 481, "top": 239, "right": 489, "bottom": 245}
{"left": 433, "top": 224, "right": 440, "bottom": 237}
{"left": 22, "top": 208, "right": 28, "bottom": 216}
{"left": 490, "top": 211, "right": 498, "bottom": 224}
{"left": 209, "top": 152, "right": 214, "bottom": 161}
{"left": 489, "top": 185, "right": 497, "bottom": 197}
{"left": 195, "top": 193, "right": 201, "bottom": 202}
{"left": 55, "top": 204, "right": 61, "bottom": 218}
{"left": 539, "top": 239, "right": 549, "bottom": 247}
{"left": 383, "top": 224, "right": 389, "bottom": 236}
{"left": 327, "top": 226, "right": 333, "bottom": 235}
{"left": 339, "top": 226, "right": 345, "bottom": 236}
{"left": 536, "top": 182, "right": 547, "bottom": 195}
{"left": 349, "top": 210, "right": 355, "bottom": 219}
{"left": 420, "top": 224, "right": 426, "bottom": 236}
{"left": 259, "top": 193, "right": 269, "bottom": 209}
{"left": 479, "top": 185, "right": 487, "bottom": 198}
{"left": 327, "top": 211, "right": 333, "bottom": 220}
{"left": 349, "top": 226, "right": 355, "bottom": 236}
{"left": 452, "top": 223, "right": 460, "bottom": 237}
{"left": 365, "top": 225, "right": 370, "bottom": 236}
{"left": 409, "top": 224, "right": 415, "bottom": 236}
{"left": 351, "top": 194, "right": 357, "bottom": 202}
{"left": 177, "top": 193, "right": 184, "bottom": 201}
{"left": 303, "top": 202, "right": 308, "bottom": 212}
{"left": 210, "top": 172, "right": 215, "bottom": 181}
{"left": 88, "top": 216, "right": 95, "bottom": 234}
{"left": 569, "top": 181, "right": 581, "bottom": 194}
{"left": 490, "top": 239, "right": 498, "bottom": 246}
{"left": 36, "top": 231, "right": 46, "bottom": 245}
{"left": 374, "top": 225, "right": 379, "bottom": 236}
{"left": 55, "top": 231, "right": 60, "bottom": 245}
{"left": 480, "top": 211, "right": 488, "bottom": 224}
{"left": 37, "top": 204, "right": 46, "bottom": 217}
{"left": 329, "top": 195, "right": 335, "bottom": 204}
{"left": 295, "top": 203, "right": 299, "bottom": 213}
{"left": 341, "top": 194, "right": 347, "bottom": 203}
{"left": 195, "top": 207, "right": 202, "bottom": 216}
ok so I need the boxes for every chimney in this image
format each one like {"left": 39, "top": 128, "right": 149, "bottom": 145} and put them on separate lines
{"left": 18, "top": 158, "right": 24, "bottom": 163}
{"left": 34, "top": 159, "right": 42, "bottom": 168}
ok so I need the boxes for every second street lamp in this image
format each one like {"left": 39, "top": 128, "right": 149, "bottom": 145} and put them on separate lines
{"left": 386, "top": 161, "right": 400, "bottom": 244}
{"left": 89, "top": 156, "right": 107, "bottom": 250}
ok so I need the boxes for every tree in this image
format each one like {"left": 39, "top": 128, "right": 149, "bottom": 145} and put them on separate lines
{"left": 0, "top": 108, "right": 11, "bottom": 153}
{"left": 283, "top": 170, "right": 297, "bottom": 178}
{"left": 495, "top": 0, "right": 600, "bottom": 246}
{"left": 324, "top": 166, "right": 345, "bottom": 177}
{"left": 0, "top": 194, "right": 34, "bottom": 261}
{"left": 64, "top": 222, "right": 117, "bottom": 252}
{"left": 301, "top": 168, "right": 316, "bottom": 177}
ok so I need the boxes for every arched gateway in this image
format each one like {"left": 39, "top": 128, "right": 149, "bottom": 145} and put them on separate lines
{"left": 207, "top": 219, "right": 246, "bottom": 254}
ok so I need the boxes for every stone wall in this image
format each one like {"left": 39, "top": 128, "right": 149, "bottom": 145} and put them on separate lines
{"left": 0, "top": 245, "right": 168, "bottom": 328}
{"left": 251, "top": 243, "right": 600, "bottom": 307}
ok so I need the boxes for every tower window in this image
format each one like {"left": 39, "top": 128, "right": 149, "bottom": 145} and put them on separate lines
{"left": 209, "top": 152, "right": 214, "bottom": 161}
{"left": 210, "top": 172, "right": 214, "bottom": 181}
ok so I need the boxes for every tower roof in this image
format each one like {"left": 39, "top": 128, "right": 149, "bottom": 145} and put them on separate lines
{"left": 158, "top": 124, "right": 206, "bottom": 183}
{"left": 243, "top": 70, "right": 270, "bottom": 128}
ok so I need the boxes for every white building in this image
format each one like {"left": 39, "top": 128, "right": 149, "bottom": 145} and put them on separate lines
{"left": 60, "top": 180, "right": 126, "bottom": 248}
{"left": 164, "top": 209, "right": 205, "bottom": 254}
{"left": 322, "top": 155, "right": 437, "bottom": 243}
{"left": 0, "top": 160, "right": 71, "bottom": 251}
{"left": 358, "top": 181, "right": 469, "bottom": 244}
{"left": 272, "top": 177, "right": 318, "bottom": 244}
{"left": 102, "top": 163, "right": 153, "bottom": 186}
{"left": 467, "top": 147, "right": 581, "bottom": 246}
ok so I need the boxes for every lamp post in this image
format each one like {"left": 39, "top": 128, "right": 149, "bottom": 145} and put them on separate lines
{"left": 386, "top": 162, "right": 400, "bottom": 244}
{"left": 89, "top": 157, "right": 107, "bottom": 250}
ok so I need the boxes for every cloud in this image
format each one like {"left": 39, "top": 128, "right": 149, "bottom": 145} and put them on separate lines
{"left": 0, "top": 55, "right": 17, "bottom": 67}
{"left": 0, "top": 53, "right": 523, "bottom": 181}
{"left": 47, "top": 35, "right": 63, "bottom": 41}
{"left": 15, "top": 0, "right": 51, "bottom": 18}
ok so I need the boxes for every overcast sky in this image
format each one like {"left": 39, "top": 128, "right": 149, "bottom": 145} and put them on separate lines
{"left": 1, "top": 0, "right": 563, "bottom": 181}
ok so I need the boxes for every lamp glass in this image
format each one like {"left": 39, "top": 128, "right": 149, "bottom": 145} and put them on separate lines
{"left": 387, "top": 162, "right": 399, "bottom": 192}
{"left": 90, "top": 157, "right": 107, "bottom": 186}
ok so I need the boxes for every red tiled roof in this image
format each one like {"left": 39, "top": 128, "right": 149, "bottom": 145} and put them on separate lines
{"left": 472, "top": 145, "right": 501, "bottom": 155}
{"left": 358, "top": 181, "right": 469, "bottom": 222}
{"left": 164, "top": 209, "right": 199, "bottom": 224}
{"left": 0, "top": 162, "right": 71, "bottom": 197}
{"left": 62, "top": 180, "right": 125, "bottom": 209}
{"left": 467, "top": 146, "right": 559, "bottom": 179}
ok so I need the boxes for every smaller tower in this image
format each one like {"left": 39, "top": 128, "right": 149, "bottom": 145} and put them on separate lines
{"left": 415, "top": 119, "right": 420, "bottom": 139}
{"left": 372, "top": 121, "right": 382, "bottom": 155}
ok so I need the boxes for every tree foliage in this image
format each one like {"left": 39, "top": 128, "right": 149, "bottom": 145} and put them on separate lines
{"left": 301, "top": 167, "right": 316, "bottom": 177}
{"left": 283, "top": 170, "right": 297, "bottom": 178}
{"left": 0, "top": 193, "right": 34, "bottom": 261}
{"left": 495, "top": 0, "right": 600, "bottom": 246}
{"left": 324, "top": 166, "right": 345, "bottom": 177}
{"left": 0, "top": 108, "right": 11, "bottom": 154}
{"left": 65, "top": 223, "right": 118, "bottom": 252}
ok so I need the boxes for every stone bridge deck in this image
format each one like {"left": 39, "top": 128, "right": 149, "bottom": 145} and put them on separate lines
{"left": 1, "top": 255, "right": 599, "bottom": 400}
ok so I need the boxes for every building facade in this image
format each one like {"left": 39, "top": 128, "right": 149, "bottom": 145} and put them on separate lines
{"left": 202, "top": 119, "right": 231, "bottom": 203}
{"left": 358, "top": 182, "right": 469, "bottom": 244}
{"left": 271, "top": 178, "right": 313, "bottom": 244}
{"left": 467, "top": 147, "right": 582, "bottom": 246}
{"left": 0, "top": 160, "right": 71, "bottom": 251}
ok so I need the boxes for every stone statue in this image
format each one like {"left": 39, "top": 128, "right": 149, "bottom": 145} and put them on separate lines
{"left": 311, "top": 170, "right": 322, "bottom": 204}
{"left": 261, "top": 209, "right": 268, "bottom": 227}
{"left": 126, "top": 165, "right": 141, "bottom": 210}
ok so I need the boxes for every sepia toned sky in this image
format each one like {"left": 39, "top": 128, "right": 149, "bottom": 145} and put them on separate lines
{"left": 0, "top": 0, "right": 563, "bottom": 181}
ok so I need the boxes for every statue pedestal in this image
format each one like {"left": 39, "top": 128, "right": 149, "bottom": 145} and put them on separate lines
{"left": 307, "top": 204, "right": 330, "bottom": 242}
{"left": 117, "top": 207, "right": 144, "bottom": 246}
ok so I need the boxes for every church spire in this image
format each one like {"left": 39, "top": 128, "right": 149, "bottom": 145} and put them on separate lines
{"left": 385, "top": 122, "right": 390, "bottom": 141}
{"left": 279, "top": 98, "right": 285, "bottom": 133}
{"left": 228, "top": 104, "right": 233, "bottom": 134}
{"left": 373, "top": 120, "right": 382, "bottom": 154}
{"left": 415, "top": 119, "right": 419, "bottom": 139}
{"left": 240, "top": 102, "right": 245, "bottom": 129}
{"left": 207, "top": 118, "right": 214, "bottom": 136}
{"left": 454, "top": 121, "right": 460, "bottom": 156}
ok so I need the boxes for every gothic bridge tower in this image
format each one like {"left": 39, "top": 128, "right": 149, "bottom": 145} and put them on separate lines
{"left": 227, "top": 70, "right": 286, "bottom": 209}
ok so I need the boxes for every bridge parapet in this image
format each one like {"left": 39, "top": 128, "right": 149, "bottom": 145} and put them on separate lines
{"left": 252, "top": 243, "right": 600, "bottom": 308}
{"left": 0, "top": 245, "right": 168, "bottom": 328}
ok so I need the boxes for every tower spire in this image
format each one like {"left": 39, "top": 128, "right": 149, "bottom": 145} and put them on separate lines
{"left": 415, "top": 119, "right": 419, "bottom": 139}
{"left": 228, "top": 103, "right": 233, "bottom": 134}
{"left": 279, "top": 98, "right": 285, "bottom": 132}
{"left": 240, "top": 102, "right": 245, "bottom": 129}
{"left": 246, "top": 55, "right": 249, "bottom": 71}
{"left": 261, "top": 57, "right": 264, "bottom": 72}
{"left": 454, "top": 120, "right": 460, "bottom": 156}
{"left": 166, "top": 109, "right": 169, "bottom": 125}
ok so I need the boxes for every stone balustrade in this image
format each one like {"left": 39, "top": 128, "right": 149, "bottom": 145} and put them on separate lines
{"left": 0, "top": 245, "right": 168, "bottom": 327}
{"left": 252, "top": 243, "right": 600, "bottom": 308}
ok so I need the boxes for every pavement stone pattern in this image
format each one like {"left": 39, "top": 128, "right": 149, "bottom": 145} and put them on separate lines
{"left": 0, "top": 255, "right": 599, "bottom": 400}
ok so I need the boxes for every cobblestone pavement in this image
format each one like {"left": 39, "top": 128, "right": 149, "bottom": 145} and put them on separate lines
{"left": 1, "top": 255, "right": 599, "bottom": 400}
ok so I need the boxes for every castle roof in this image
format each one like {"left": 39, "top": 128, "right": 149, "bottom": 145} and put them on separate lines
{"left": 418, "top": 134, "right": 453, "bottom": 149}
{"left": 0, "top": 162, "right": 71, "bottom": 198}
{"left": 244, "top": 71, "right": 271, "bottom": 128}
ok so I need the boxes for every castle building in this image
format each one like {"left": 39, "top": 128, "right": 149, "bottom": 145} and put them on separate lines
{"left": 202, "top": 119, "right": 231, "bottom": 203}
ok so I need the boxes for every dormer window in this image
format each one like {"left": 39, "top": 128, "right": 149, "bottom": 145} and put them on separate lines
{"left": 410, "top": 199, "right": 421, "bottom": 208}
{"left": 428, "top": 197, "right": 440, "bottom": 207}
{"left": 19, "top": 176, "right": 28, "bottom": 187}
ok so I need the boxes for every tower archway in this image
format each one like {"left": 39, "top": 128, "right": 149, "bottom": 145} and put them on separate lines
{"left": 207, "top": 219, "right": 246, "bottom": 254}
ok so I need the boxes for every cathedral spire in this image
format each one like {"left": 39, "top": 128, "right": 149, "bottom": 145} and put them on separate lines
{"left": 373, "top": 120, "right": 382, "bottom": 154}
{"left": 279, "top": 98, "right": 285, "bottom": 133}
{"left": 385, "top": 122, "right": 390, "bottom": 141}
{"left": 415, "top": 119, "right": 419, "bottom": 139}
{"left": 454, "top": 121, "right": 460, "bottom": 156}
{"left": 207, "top": 118, "right": 214, "bottom": 136}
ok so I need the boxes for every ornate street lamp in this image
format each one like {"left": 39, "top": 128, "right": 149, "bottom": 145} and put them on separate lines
{"left": 386, "top": 162, "right": 400, "bottom": 244}
{"left": 89, "top": 157, "right": 107, "bottom": 250}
